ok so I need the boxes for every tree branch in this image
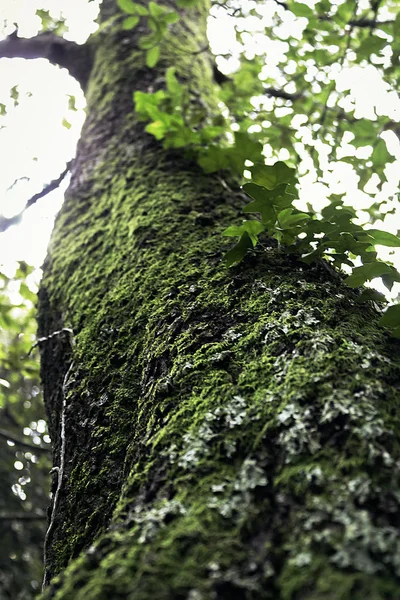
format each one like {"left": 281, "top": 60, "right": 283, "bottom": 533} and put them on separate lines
{"left": 273, "top": 0, "right": 289, "bottom": 9}
{"left": 0, "top": 428, "right": 51, "bottom": 453}
{"left": 264, "top": 87, "right": 302, "bottom": 102}
{"left": 317, "top": 14, "right": 394, "bottom": 28}
{"left": 0, "top": 32, "right": 93, "bottom": 89}
{"left": 348, "top": 17, "right": 394, "bottom": 27}
{"left": 0, "top": 161, "right": 72, "bottom": 233}
{"left": 0, "top": 512, "right": 47, "bottom": 521}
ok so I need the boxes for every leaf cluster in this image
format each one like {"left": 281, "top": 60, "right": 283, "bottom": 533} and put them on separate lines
{"left": 129, "top": 0, "right": 400, "bottom": 337}
{"left": 222, "top": 159, "right": 400, "bottom": 334}
{"left": 118, "top": 0, "right": 179, "bottom": 66}
{"left": 0, "top": 263, "right": 50, "bottom": 598}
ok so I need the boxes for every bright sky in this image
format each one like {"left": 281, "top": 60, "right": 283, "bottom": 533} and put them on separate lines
{"left": 0, "top": 0, "right": 100, "bottom": 274}
{"left": 0, "top": 0, "right": 399, "bottom": 296}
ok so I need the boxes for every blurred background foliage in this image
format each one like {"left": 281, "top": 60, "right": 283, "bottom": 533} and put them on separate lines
{"left": 0, "top": 263, "right": 50, "bottom": 599}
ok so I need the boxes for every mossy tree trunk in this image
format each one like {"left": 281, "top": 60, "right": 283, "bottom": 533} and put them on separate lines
{"left": 38, "top": 1, "right": 400, "bottom": 598}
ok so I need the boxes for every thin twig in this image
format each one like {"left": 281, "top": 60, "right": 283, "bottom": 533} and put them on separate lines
{"left": 0, "top": 161, "right": 72, "bottom": 233}
{"left": 0, "top": 512, "right": 47, "bottom": 521}
{"left": 264, "top": 87, "right": 302, "bottom": 102}
{"left": 348, "top": 17, "right": 393, "bottom": 27}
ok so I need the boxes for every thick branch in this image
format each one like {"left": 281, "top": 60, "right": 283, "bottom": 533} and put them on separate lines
{"left": 0, "top": 32, "right": 93, "bottom": 89}
{"left": 0, "top": 161, "right": 72, "bottom": 233}
{"left": 0, "top": 427, "right": 51, "bottom": 453}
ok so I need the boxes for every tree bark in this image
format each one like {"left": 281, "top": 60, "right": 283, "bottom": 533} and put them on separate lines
{"left": 37, "top": 1, "right": 400, "bottom": 598}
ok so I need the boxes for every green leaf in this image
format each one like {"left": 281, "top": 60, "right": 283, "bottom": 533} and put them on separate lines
{"left": 223, "top": 221, "right": 264, "bottom": 246}
{"left": 223, "top": 226, "right": 245, "bottom": 237}
{"left": 146, "top": 46, "right": 161, "bottom": 68}
{"left": 198, "top": 146, "right": 229, "bottom": 173}
{"left": 290, "top": 2, "right": 314, "bottom": 18}
{"left": 344, "top": 262, "right": 397, "bottom": 288}
{"left": 148, "top": 17, "right": 160, "bottom": 32}
{"left": 225, "top": 232, "right": 254, "bottom": 267}
{"left": 394, "top": 12, "right": 400, "bottom": 39}
{"left": 62, "top": 118, "right": 72, "bottom": 129}
{"left": 19, "top": 283, "right": 37, "bottom": 303}
{"left": 243, "top": 220, "right": 265, "bottom": 245}
{"left": 165, "top": 67, "right": 182, "bottom": 97}
{"left": 145, "top": 120, "right": 167, "bottom": 139}
{"left": 357, "top": 35, "right": 387, "bottom": 59}
{"left": 364, "top": 229, "right": 400, "bottom": 247}
{"left": 242, "top": 190, "right": 275, "bottom": 225}
{"left": 352, "top": 119, "right": 376, "bottom": 140}
{"left": 118, "top": 0, "right": 148, "bottom": 15}
{"left": 233, "top": 132, "right": 263, "bottom": 163}
{"left": 10, "top": 85, "right": 19, "bottom": 106}
{"left": 134, "top": 90, "right": 166, "bottom": 117}
{"left": 381, "top": 271, "right": 400, "bottom": 292}
{"left": 326, "top": 253, "right": 354, "bottom": 268}
{"left": 379, "top": 304, "right": 400, "bottom": 329}
{"left": 139, "top": 34, "right": 158, "bottom": 49}
{"left": 277, "top": 209, "right": 310, "bottom": 229}
{"left": 35, "top": 9, "right": 53, "bottom": 29}
{"left": 356, "top": 289, "right": 387, "bottom": 304}
{"left": 200, "top": 125, "right": 225, "bottom": 142}
{"left": 242, "top": 220, "right": 265, "bottom": 237}
{"left": 337, "top": 0, "right": 357, "bottom": 21}
{"left": 123, "top": 16, "right": 140, "bottom": 29}
{"left": 149, "top": 1, "right": 169, "bottom": 18}
{"left": 331, "top": 232, "right": 373, "bottom": 256}
{"left": 250, "top": 161, "right": 296, "bottom": 190}
{"left": 371, "top": 138, "right": 393, "bottom": 168}
{"left": 242, "top": 182, "right": 294, "bottom": 224}
{"left": 163, "top": 11, "right": 179, "bottom": 24}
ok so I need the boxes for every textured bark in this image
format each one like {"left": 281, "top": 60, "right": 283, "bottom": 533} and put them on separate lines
{"left": 38, "top": 1, "right": 400, "bottom": 599}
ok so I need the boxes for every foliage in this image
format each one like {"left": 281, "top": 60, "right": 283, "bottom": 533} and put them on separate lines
{"left": 118, "top": 0, "right": 179, "bottom": 67}
{"left": 123, "top": 0, "right": 400, "bottom": 334}
{"left": 223, "top": 162, "right": 400, "bottom": 293}
{"left": 0, "top": 263, "right": 50, "bottom": 599}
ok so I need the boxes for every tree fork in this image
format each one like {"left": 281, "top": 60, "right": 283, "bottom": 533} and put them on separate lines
{"left": 37, "top": 0, "right": 400, "bottom": 599}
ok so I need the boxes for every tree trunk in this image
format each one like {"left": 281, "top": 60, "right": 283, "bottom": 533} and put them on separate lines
{"left": 38, "top": 1, "right": 400, "bottom": 598}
